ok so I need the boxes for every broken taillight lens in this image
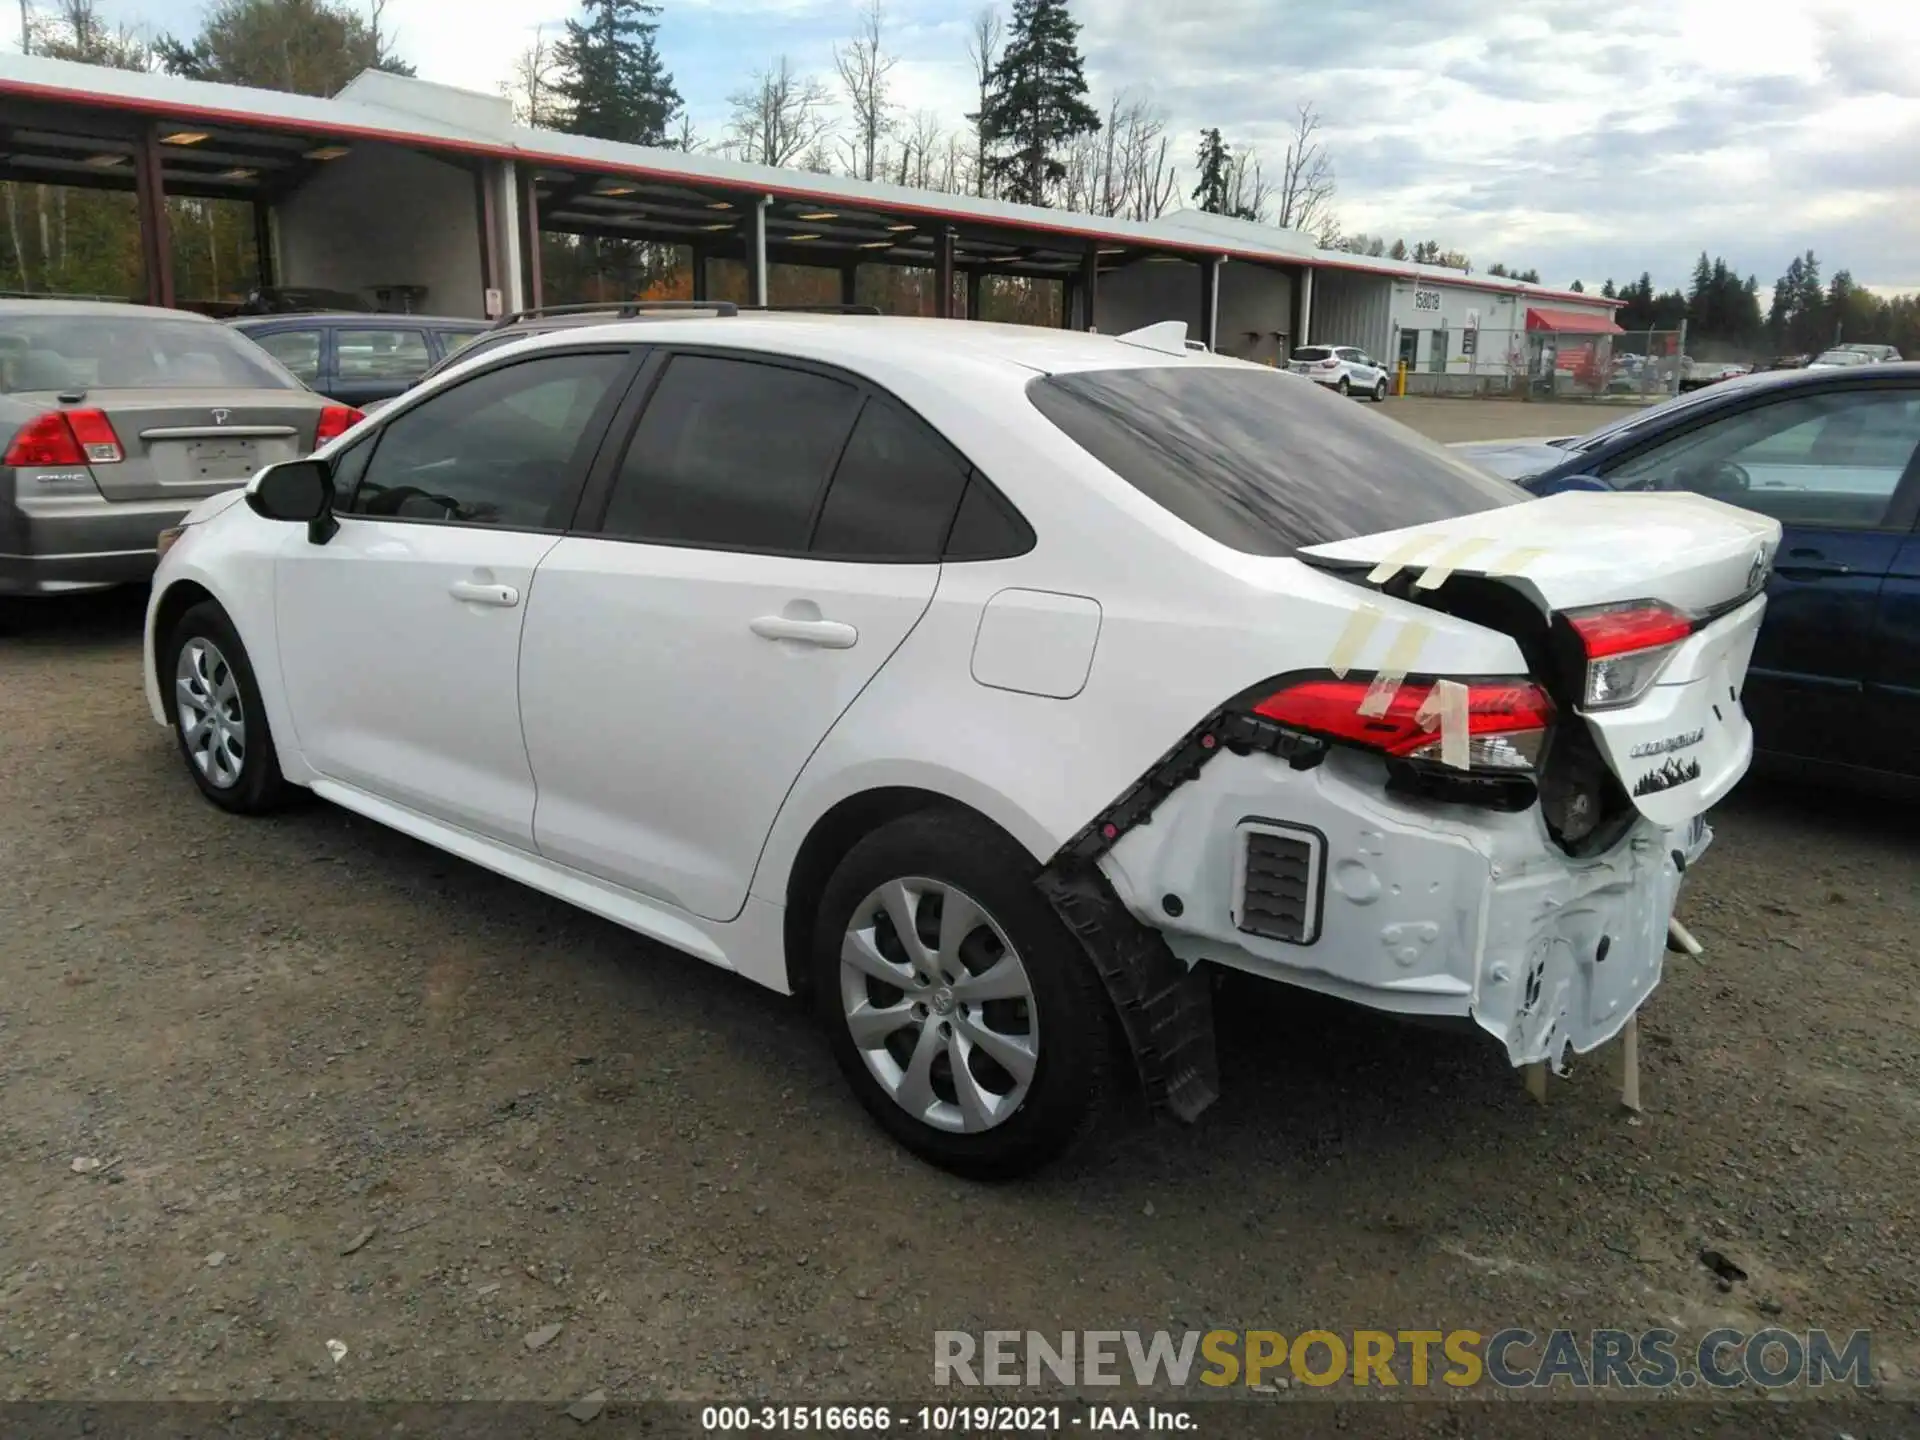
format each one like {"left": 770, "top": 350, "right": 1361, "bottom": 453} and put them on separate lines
{"left": 1252, "top": 676, "right": 1554, "bottom": 772}
{"left": 1567, "top": 600, "right": 1694, "bottom": 710}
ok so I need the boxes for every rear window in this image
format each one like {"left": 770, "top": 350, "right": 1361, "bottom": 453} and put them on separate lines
{"left": 0, "top": 313, "right": 300, "bottom": 394}
{"left": 1290, "top": 347, "right": 1333, "bottom": 363}
{"left": 1027, "top": 365, "right": 1523, "bottom": 556}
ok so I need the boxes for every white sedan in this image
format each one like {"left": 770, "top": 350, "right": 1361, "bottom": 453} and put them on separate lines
{"left": 143, "top": 313, "right": 1778, "bottom": 1177}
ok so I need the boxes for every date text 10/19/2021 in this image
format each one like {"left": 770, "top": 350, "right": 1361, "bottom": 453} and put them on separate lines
{"left": 701, "top": 1407, "right": 1190, "bottom": 1432}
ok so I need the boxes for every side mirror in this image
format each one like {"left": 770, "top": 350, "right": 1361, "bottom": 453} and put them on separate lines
{"left": 247, "top": 458, "right": 338, "bottom": 543}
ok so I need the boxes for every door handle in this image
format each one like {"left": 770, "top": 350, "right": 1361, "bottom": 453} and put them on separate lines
{"left": 1774, "top": 560, "right": 1851, "bottom": 579}
{"left": 449, "top": 580, "right": 520, "bottom": 607}
{"left": 750, "top": 615, "right": 858, "bottom": 649}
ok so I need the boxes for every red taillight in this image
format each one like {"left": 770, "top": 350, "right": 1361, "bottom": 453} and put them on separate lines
{"left": 1253, "top": 676, "right": 1554, "bottom": 771}
{"left": 1567, "top": 601, "right": 1693, "bottom": 659}
{"left": 314, "top": 405, "right": 364, "bottom": 446}
{"left": 3, "top": 411, "right": 88, "bottom": 467}
{"left": 65, "top": 408, "right": 123, "bottom": 463}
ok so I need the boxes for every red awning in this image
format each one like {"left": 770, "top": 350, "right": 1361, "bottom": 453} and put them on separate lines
{"left": 1526, "top": 307, "right": 1624, "bottom": 335}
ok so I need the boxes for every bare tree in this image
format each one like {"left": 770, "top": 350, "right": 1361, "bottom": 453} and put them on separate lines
{"left": 1311, "top": 212, "right": 1344, "bottom": 249}
{"left": 1271, "top": 101, "right": 1336, "bottom": 235}
{"left": 671, "top": 113, "right": 702, "bottom": 152}
{"left": 834, "top": 0, "right": 897, "bottom": 181}
{"left": 1062, "top": 93, "right": 1177, "bottom": 221}
{"left": 502, "top": 25, "right": 564, "bottom": 128}
{"left": 964, "top": 6, "right": 1001, "bottom": 197}
{"left": 727, "top": 56, "right": 836, "bottom": 169}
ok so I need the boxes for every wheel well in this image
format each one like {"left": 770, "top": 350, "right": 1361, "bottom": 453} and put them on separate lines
{"left": 781, "top": 787, "right": 1029, "bottom": 998}
{"left": 151, "top": 579, "right": 216, "bottom": 663}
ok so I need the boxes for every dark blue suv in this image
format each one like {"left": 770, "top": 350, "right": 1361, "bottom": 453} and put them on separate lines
{"left": 229, "top": 313, "right": 489, "bottom": 408}
{"left": 1455, "top": 364, "right": 1920, "bottom": 793}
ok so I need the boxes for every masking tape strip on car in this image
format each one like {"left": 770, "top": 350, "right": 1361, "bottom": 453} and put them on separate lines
{"left": 1482, "top": 546, "right": 1547, "bottom": 578}
{"left": 1356, "top": 620, "right": 1430, "bottom": 717}
{"left": 1413, "top": 537, "right": 1495, "bottom": 591}
{"left": 1365, "top": 534, "right": 1440, "bottom": 586}
{"left": 1431, "top": 678, "right": 1471, "bottom": 769}
{"left": 1327, "top": 603, "right": 1387, "bottom": 679}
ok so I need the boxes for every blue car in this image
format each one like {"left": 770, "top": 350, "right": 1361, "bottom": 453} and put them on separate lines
{"left": 1454, "top": 364, "right": 1920, "bottom": 793}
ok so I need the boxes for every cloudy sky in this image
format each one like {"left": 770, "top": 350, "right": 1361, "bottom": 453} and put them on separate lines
{"left": 15, "top": 0, "right": 1920, "bottom": 295}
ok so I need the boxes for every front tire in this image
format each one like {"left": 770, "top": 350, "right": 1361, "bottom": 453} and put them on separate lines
{"left": 166, "top": 600, "right": 289, "bottom": 814}
{"left": 1373, "top": 378, "right": 1389, "bottom": 402}
{"left": 812, "top": 809, "right": 1115, "bottom": 1179}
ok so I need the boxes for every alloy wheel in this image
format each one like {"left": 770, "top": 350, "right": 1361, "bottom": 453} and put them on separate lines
{"left": 839, "top": 878, "right": 1039, "bottom": 1134}
{"left": 175, "top": 637, "right": 246, "bottom": 790}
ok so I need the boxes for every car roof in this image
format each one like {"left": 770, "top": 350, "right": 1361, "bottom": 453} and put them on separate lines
{"left": 471, "top": 313, "right": 1266, "bottom": 380}
{"left": 0, "top": 297, "right": 221, "bottom": 323}
{"left": 232, "top": 312, "right": 486, "bottom": 327}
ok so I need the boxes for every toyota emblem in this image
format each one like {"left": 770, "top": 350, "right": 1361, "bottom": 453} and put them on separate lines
{"left": 1747, "top": 547, "right": 1770, "bottom": 592}
{"left": 210, "top": 408, "right": 230, "bottom": 426}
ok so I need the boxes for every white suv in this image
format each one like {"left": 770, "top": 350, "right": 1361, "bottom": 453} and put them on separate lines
{"left": 144, "top": 313, "right": 1776, "bottom": 1177}
{"left": 1288, "top": 344, "right": 1391, "bottom": 400}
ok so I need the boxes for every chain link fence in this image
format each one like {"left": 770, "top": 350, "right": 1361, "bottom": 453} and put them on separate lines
{"left": 1398, "top": 328, "right": 1687, "bottom": 401}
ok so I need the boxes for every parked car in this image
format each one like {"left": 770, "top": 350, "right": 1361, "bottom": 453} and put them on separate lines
{"left": 1454, "top": 363, "right": 1920, "bottom": 793}
{"left": 1764, "top": 354, "right": 1811, "bottom": 371}
{"left": 1, "top": 299, "right": 359, "bottom": 597}
{"left": 1680, "top": 359, "right": 1753, "bottom": 392}
{"left": 231, "top": 313, "right": 489, "bottom": 408}
{"left": 1286, "top": 344, "right": 1391, "bottom": 401}
{"left": 235, "top": 286, "right": 374, "bottom": 316}
{"left": 1835, "top": 343, "right": 1903, "bottom": 364}
{"left": 1808, "top": 349, "right": 1874, "bottom": 371}
{"left": 143, "top": 312, "right": 1773, "bottom": 1176}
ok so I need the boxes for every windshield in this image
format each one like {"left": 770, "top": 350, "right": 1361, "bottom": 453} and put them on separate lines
{"left": 1028, "top": 365, "right": 1523, "bottom": 557}
{"left": 1814, "top": 350, "right": 1867, "bottom": 366}
{"left": 0, "top": 313, "right": 303, "bottom": 394}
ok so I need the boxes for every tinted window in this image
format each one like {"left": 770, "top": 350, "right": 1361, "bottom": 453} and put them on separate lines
{"left": 436, "top": 330, "right": 482, "bottom": 358}
{"left": 0, "top": 314, "right": 300, "bottom": 393}
{"left": 337, "top": 328, "right": 432, "bottom": 382}
{"left": 1290, "top": 347, "right": 1332, "bottom": 363}
{"left": 811, "top": 398, "right": 970, "bottom": 558}
{"left": 1604, "top": 387, "right": 1920, "bottom": 529}
{"left": 1028, "top": 366, "right": 1523, "bottom": 556}
{"left": 349, "top": 351, "right": 626, "bottom": 526}
{"left": 601, "top": 354, "right": 862, "bottom": 550}
{"left": 944, "top": 479, "right": 1035, "bottom": 560}
{"left": 255, "top": 328, "right": 323, "bottom": 384}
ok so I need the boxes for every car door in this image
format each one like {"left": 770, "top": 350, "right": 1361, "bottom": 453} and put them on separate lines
{"left": 1859, "top": 479, "right": 1920, "bottom": 779}
{"left": 1598, "top": 382, "right": 1920, "bottom": 762}
{"left": 518, "top": 349, "right": 967, "bottom": 922}
{"left": 250, "top": 325, "right": 326, "bottom": 393}
{"left": 273, "top": 346, "right": 639, "bottom": 847}
{"left": 328, "top": 325, "right": 435, "bottom": 406}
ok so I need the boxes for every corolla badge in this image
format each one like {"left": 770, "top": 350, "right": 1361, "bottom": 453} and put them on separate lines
{"left": 1747, "top": 546, "right": 1771, "bottom": 592}
{"left": 210, "top": 408, "right": 231, "bottom": 426}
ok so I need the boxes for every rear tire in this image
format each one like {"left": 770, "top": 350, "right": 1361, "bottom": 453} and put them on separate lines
{"left": 165, "top": 600, "right": 289, "bottom": 815}
{"left": 1336, "top": 376, "right": 1351, "bottom": 396}
{"left": 1374, "top": 378, "right": 1389, "bottom": 402}
{"left": 811, "top": 808, "right": 1115, "bottom": 1180}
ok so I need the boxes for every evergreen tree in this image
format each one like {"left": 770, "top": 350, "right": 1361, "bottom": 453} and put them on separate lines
{"left": 1192, "top": 129, "right": 1233, "bottom": 215}
{"left": 975, "top": 0, "right": 1101, "bottom": 206}
{"left": 552, "top": 0, "right": 682, "bottom": 147}
{"left": 1387, "top": 238, "right": 1408, "bottom": 261}
{"left": 1600, "top": 278, "right": 1617, "bottom": 299}
{"left": 157, "top": 0, "right": 414, "bottom": 95}
{"left": 1570, "top": 279, "right": 1584, "bottom": 293}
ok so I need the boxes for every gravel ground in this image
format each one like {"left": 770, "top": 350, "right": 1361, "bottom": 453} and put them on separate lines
{"left": 2, "top": 396, "right": 1914, "bottom": 1420}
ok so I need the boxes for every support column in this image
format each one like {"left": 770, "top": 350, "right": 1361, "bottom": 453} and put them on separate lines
{"left": 498, "top": 161, "right": 525, "bottom": 315}
{"left": 1059, "top": 277, "right": 1076, "bottom": 329}
{"left": 133, "top": 125, "right": 173, "bottom": 308}
{"left": 840, "top": 263, "right": 858, "bottom": 307}
{"left": 1297, "top": 264, "right": 1314, "bottom": 347}
{"left": 1200, "top": 256, "right": 1222, "bottom": 351}
{"left": 690, "top": 245, "right": 709, "bottom": 302}
{"left": 934, "top": 228, "right": 955, "bottom": 318}
{"left": 474, "top": 164, "right": 501, "bottom": 318}
{"left": 251, "top": 199, "right": 275, "bottom": 290}
{"left": 748, "top": 195, "right": 770, "bottom": 307}
{"left": 1080, "top": 246, "right": 1100, "bottom": 331}
{"left": 965, "top": 269, "right": 983, "bottom": 322}
{"left": 518, "top": 168, "right": 544, "bottom": 312}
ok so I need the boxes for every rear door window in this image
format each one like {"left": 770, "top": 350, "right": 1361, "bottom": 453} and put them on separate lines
{"left": 810, "top": 397, "right": 972, "bottom": 559}
{"left": 599, "top": 354, "right": 863, "bottom": 551}
{"left": 337, "top": 328, "right": 433, "bottom": 383}
{"left": 1027, "top": 365, "right": 1523, "bottom": 556}
{"left": 255, "top": 328, "right": 323, "bottom": 386}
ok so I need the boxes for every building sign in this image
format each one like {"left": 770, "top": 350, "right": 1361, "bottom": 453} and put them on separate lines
{"left": 1462, "top": 308, "right": 1479, "bottom": 354}
{"left": 1413, "top": 288, "right": 1443, "bottom": 313}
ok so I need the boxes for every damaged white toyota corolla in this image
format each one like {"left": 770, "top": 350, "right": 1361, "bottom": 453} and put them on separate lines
{"left": 141, "top": 312, "right": 1779, "bottom": 1178}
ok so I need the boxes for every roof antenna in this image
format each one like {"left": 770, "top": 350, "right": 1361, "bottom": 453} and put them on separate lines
{"left": 1114, "top": 320, "right": 1196, "bottom": 357}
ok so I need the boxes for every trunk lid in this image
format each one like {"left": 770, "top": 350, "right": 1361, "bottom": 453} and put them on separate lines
{"left": 1299, "top": 490, "right": 1781, "bottom": 825}
{"left": 41, "top": 389, "right": 323, "bottom": 503}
